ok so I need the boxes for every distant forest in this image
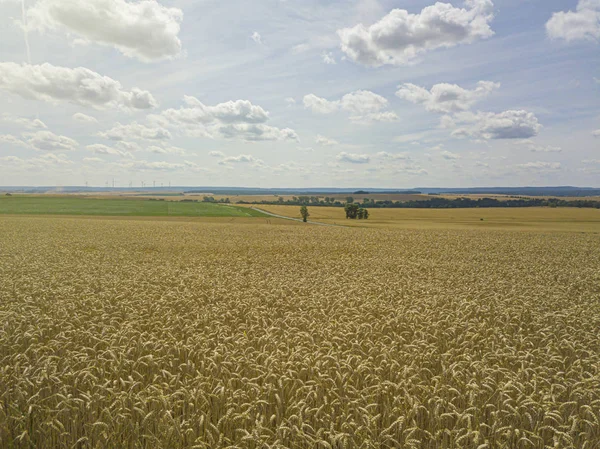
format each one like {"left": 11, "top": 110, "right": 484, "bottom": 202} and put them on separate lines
{"left": 235, "top": 196, "right": 600, "bottom": 209}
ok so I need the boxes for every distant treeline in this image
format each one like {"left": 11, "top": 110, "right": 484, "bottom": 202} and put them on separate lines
{"left": 353, "top": 190, "right": 421, "bottom": 195}
{"left": 235, "top": 196, "right": 600, "bottom": 209}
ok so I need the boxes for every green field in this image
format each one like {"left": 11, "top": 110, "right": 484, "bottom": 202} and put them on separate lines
{"left": 0, "top": 196, "right": 266, "bottom": 217}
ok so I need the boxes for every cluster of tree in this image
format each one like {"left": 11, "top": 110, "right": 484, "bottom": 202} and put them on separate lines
{"left": 344, "top": 203, "right": 370, "bottom": 219}
{"left": 202, "top": 196, "right": 231, "bottom": 203}
{"left": 242, "top": 196, "right": 600, "bottom": 209}
{"left": 239, "top": 196, "right": 346, "bottom": 206}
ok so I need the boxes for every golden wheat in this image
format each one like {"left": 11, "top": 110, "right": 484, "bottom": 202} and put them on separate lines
{"left": 0, "top": 216, "right": 599, "bottom": 448}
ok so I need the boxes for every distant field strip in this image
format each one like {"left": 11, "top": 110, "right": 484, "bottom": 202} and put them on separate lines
{"left": 254, "top": 204, "right": 600, "bottom": 233}
{"left": 0, "top": 196, "right": 267, "bottom": 217}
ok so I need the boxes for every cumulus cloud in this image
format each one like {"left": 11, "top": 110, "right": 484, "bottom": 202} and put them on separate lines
{"left": 147, "top": 145, "right": 185, "bottom": 155}
{"left": 593, "top": 129, "right": 600, "bottom": 137}
{"left": 546, "top": 0, "right": 600, "bottom": 42}
{"left": 516, "top": 140, "right": 562, "bottom": 153}
{"left": 86, "top": 143, "right": 132, "bottom": 158}
{"left": 441, "top": 150, "right": 460, "bottom": 160}
{"left": 1, "top": 113, "right": 47, "bottom": 129}
{"left": 315, "top": 135, "right": 339, "bottom": 146}
{"left": 516, "top": 161, "right": 561, "bottom": 171}
{"left": 376, "top": 151, "right": 410, "bottom": 160}
{"left": 27, "top": 0, "right": 184, "bottom": 62}
{"left": 0, "top": 134, "right": 29, "bottom": 148}
{"left": 219, "top": 124, "right": 299, "bottom": 142}
{"left": 396, "top": 81, "right": 499, "bottom": 113}
{"left": 304, "top": 90, "right": 388, "bottom": 114}
{"left": 150, "top": 96, "right": 298, "bottom": 142}
{"left": 447, "top": 110, "right": 542, "bottom": 139}
{"left": 251, "top": 31, "right": 262, "bottom": 44}
{"left": 98, "top": 122, "right": 171, "bottom": 141}
{"left": 209, "top": 151, "right": 225, "bottom": 157}
{"left": 73, "top": 113, "right": 98, "bottom": 124}
{"left": 221, "top": 154, "right": 256, "bottom": 164}
{"left": 336, "top": 152, "right": 370, "bottom": 164}
{"left": 24, "top": 130, "right": 79, "bottom": 151}
{"left": 303, "top": 94, "right": 340, "bottom": 114}
{"left": 0, "top": 153, "right": 74, "bottom": 170}
{"left": 338, "top": 0, "right": 495, "bottom": 66}
{"left": 304, "top": 90, "right": 397, "bottom": 123}
{"left": 0, "top": 63, "right": 157, "bottom": 110}
{"left": 322, "top": 52, "right": 336, "bottom": 64}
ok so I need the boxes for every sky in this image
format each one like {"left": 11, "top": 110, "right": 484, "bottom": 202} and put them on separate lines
{"left": 0, "top": 0, "right": 599, "bottom": 188}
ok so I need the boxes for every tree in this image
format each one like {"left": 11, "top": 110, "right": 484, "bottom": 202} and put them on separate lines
{"left": 363, "top": 208, "right": 369, "bottom": 219}
{"left": 346, "top": 196, "right": 354, "bottom": 204}
{"left": 300, "top": 206, "right": 310, "bottom": 222}
{"left": 344, "top": 203, "right": 359, "bottom": 219}
{"left": 357, "top": 208, "right": 365, "bottom": 220}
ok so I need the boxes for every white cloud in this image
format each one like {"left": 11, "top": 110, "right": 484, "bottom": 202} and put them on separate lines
{"left": 396, "top": 81, "right": 499, "bottom": 113}
{"left": 303, "top": 94, "right": 340, "bottom": 114}
{"left": 218, "top": 123, "right": 299, "bottom": 142}
{"left": 516, "top": 140, "right": 562, "bottom": 153}
{"left": 516, "top": 161, "right": 561, "bottom": 171}
{"left": 304, "top": 90, "right": 397, "bottom": 123}
{"left": 392, "top": 132, "right": 428, "bottom": 144}
{"left": 150, "top": 96, "right": 297, "bottom": 142}
{"left": 0, "top": 63, "right": 157, "bottom": 110}
{"left": 338, "top": 0, "right": 495, "bottom": 67}
{"left": 251, "top": 31, "right": 262, "bottom": 44}
{"left": 340, "top": 90, "right": 389, "bottom": 114}
{"left": 376, "top": 151, "right": 410, "bottom": 160}
{"left": 1, "top": 114, "right": 47, "bottom": 129}
{"left": 351, "top": 111, "right": 399, "bottom": 124}
{"left": 285, "top": 97, "right": 296, "bottom": 106}
{"left": 315, "top": 134, "right": 339, "bottom": 146}
{"left": 147, "top": 145, "right": 185, "bottom": 155}
{"left": 593, "top": 129, "right": 600, "bottom": 137}
{"left": 336, "top": 152, "right": 370, "bottom": 164}
{"left": 209, "top": 151, "right": 225, "bottom": 157}
{"left": 27, "top": 0, "right": 184, "bottom": 62}
{"left": 98, "top": 122, "right": 171, "bottom": 141}
{"left": 73, "top": 113, "right": 98, "bottom": 124}
{"left": 546, "top": 0, "right": 600, "bottom": 42}
{"left": 0, "top": 134, "right": 29, "bottom": 148}
{"left": 447, "top": 110, "right": 542, "bottom": 139}
{"left": 86, "top": 143, "right": 132, "bottom": 158}
{"left": 115, "top": 141, "right": 142, "bottom": 152}
{"left": 322, "top": 52, "right": 336, "bottom": 64}
{"left": 24, "top": 130, "right": 78, "bottom": 151}
{"left": 304, "top": 90, "right": 389, "bottom": 114}
{"left": 441, "top": 150, "right": 460, "bottom": 160}
{"left": 221, "top": 154, "right": 255, "bottom": 164}
{"left": 117, "top": 160, "right": 186, "bottom": 171}
{"left": 0, "top": 153, "right": 74, "bottom": 170}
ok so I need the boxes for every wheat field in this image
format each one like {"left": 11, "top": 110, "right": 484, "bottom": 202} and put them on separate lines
{"left": 1, "top": 216, "right": 600, "bottom": 448}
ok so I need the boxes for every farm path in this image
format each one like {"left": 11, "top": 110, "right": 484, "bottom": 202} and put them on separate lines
{"left": 250, "top": 207, "right": 347, "bottom": 227}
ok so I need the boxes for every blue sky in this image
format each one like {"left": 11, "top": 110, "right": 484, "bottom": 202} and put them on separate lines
{"left": 0, "top": 0, "right": 598, "bottom": 188}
